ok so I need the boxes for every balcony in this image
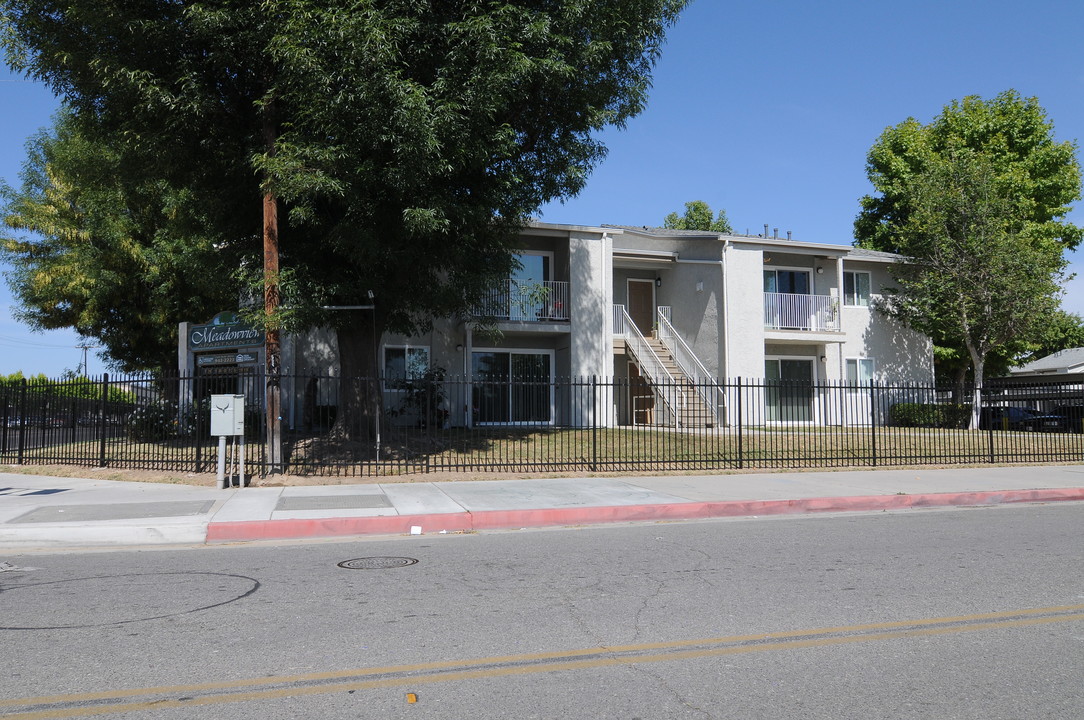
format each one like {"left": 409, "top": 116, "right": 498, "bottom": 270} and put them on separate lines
{"left": 477, "top": 280, "right": 570, "bottom": 322}
{"left": 763, "top": 292, "right": 840, "bottom": 332}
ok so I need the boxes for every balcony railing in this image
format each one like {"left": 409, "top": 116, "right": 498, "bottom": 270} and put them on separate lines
{"left": 477, "top": 280, "right": 569, "bottom": 322}
{"left": 763, "top": 292, "right": 840, "bottom": 332}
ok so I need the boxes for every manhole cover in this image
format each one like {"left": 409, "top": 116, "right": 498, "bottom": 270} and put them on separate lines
{"left": 338, "top": 557, "right": 418, "bottom": 570}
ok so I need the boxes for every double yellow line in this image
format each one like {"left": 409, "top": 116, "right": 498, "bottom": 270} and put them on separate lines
{"left": 5, "top": 604, "right": 1084, "bottom": 718}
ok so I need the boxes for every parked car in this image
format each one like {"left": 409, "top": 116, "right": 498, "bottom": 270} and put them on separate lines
{"left": 1053, "top": 404, "right": 1084, "bottom": 433}
{"left": 979, "top": 406, "right": 1064, "bottom": 432}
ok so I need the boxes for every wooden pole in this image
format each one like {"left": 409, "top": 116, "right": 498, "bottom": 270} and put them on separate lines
{"left": 263, "top": 110, "right": 283, "bottom": 474}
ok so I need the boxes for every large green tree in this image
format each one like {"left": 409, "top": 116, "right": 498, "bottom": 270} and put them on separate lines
{"left": 1, "top": 111, "right": 243, "bottom": 374}
{"left": 663, "top": 200, "right": 734, "bottom": 233}
{"left": 873, "top": 148, "right": 1068, "bottom": 427}
{"left": 854, "top": 91, "right": 1082, "bottom": 416}
{"left": 1012, "top": 309, "right": 1084, "bottom": 367}
{"left": 1, "top": 1, "right": 688, "bottom": 441}
{"left": 856, "top": 90, "right": 1082, "bottom": 254}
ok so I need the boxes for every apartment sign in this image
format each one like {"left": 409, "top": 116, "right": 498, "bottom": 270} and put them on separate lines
{"left": 188, "top": 312, "right": 263, "bottom": 351}
{"left": 197, "top": 352, "right": 259, "bottom": 366}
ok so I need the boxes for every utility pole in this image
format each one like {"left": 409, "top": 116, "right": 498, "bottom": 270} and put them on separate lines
{"left": 262, "top": 106, "right": 283, "bottom": 474}
{"left": 75, "top": 342, "right": 97, "bottom": 376}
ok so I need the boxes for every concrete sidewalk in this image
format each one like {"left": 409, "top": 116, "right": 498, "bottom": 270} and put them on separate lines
{"left": 3, "top": 465, "right": 1084, "bottom": 550}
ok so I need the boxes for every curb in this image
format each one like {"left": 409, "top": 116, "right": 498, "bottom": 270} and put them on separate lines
{"left": 204, "top": 487, "right": 1084, "bottom": 542}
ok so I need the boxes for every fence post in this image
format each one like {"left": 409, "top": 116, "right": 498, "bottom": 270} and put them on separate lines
{"left": 736, "top": 377, "right": 743, "bottom": 470}
{"left": 69, "top": 397, "right": 77, "bottom": 445}
{"left": 591, "top": 375, "right": 598, "bottom": 472}
{"left": 870, "top": 380, "right": 877, "bottom": 467}
{"left": 98, "top": 373, "right": 109, "bottom": 467}
{"left": 426, "top": 375, "right": 433, "bottom": 474}
{"left": 0, "top": 393, "right": 8, "bottom": 456}
{"left": 16, "top": 379, "right": 27, "bottom": 465}
{"left": 192, "top": 375, "right": 203, "bottom": 473}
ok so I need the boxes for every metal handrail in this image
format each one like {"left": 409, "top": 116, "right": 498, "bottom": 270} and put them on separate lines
{"left": 614, "top": 305, "right": 683, "bottom": 426}
{"left": 656, "top": 307, "right": 725, "bottom": 425}
{"left": 612, "top": 304, "right": 627, "bottom": 337}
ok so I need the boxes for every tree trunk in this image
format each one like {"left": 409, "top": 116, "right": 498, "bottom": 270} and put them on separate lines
{"left": 333, "top": 311, "right": 384, "bottom": 445}
{"left": 969, "top": 358, "right": 985, "bottom": 431}
{"left": 952, "top": 364, "right": 967, "bottom": 406}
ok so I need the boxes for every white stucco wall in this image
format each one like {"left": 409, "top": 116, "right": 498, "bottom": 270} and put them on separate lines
{"left": 837, "top": 261, "right": 934, "bottom": 385}
{"left": 722, "top": 244, "right": 767, "bottom": 380}
{"left": 569, "top": 231, "right": 614, "bottom": 425}
{"left": 569, "top": 231, "right": 612, "bottom": 378}
{"left": 656, "top": 260, "right": 722, "bottom": 378}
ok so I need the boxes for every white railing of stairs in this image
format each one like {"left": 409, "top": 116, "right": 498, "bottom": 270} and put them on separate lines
{"left": 613, "top": 305, "right": 684, "bottom": 427}
{"left": 656, "top": 307, "right": 725, "bottom": 426}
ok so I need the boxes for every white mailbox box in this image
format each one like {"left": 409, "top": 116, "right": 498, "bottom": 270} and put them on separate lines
{"left": 210, "top": 394, "right": 245, "bottom": 436}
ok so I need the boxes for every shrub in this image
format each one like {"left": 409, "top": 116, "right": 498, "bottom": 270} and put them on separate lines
{"left": 890, "top": 402, "right": 970, "bottom": 428}
{"left": 387, "top": 366, "right": 449, "bottom": 429}
{"left": 126, "top": 401, "right": 184, "bottom": 441}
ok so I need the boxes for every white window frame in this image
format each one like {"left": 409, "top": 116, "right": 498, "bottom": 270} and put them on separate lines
{"left": 470, "top": 347, "right": 556, "bottom": 425}
{"left": 764, "top": 355, "right": 817, "bottom": 424}
{"left": 382, "top": 345, "right": 431, "bottom": 390}
{"left": 845, "top": 357, "right": 875, "bottom": 386}
{"left": 843, "top": 271, "right": 872, "bottom": 307}
{"left": 763, "top": 266, "right": 813, "bottom": 295}
{"left": 764, "top": 355, "right": 818, "bottom": 382}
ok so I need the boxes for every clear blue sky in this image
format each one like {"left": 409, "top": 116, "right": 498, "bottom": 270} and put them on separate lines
{"left": 3, "top": 0, "right": 1084, "bottom": 376}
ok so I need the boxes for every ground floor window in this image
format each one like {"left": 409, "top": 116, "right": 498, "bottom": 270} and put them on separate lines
{"left": 765, "top": 357, "right": 813, "bottom": 422}
{"left": 471, "top": 350, "right": 553, "bottom": 423}
{"left": 384, "top": 346, "right": 430, "bottom": 387}
{"left": 846, "top": 357, "right": 875, "bottom": 385}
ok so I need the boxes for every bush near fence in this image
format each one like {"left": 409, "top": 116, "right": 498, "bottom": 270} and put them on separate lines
{"left": 1, "top": 372, "right": 1083, "bottom": 476}
{"left": 889, "top": 402, "right": 971, "bottom": 429}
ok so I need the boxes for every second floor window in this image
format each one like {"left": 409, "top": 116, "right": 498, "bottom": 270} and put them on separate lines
{"left": 764, "top": 268, "right": 810, "bottom": 295}
{"left": 513, "top": 252, "right": 551, "bottom": 285}
{"left": 844, "top": 271, "right": 871, "bottom": 306}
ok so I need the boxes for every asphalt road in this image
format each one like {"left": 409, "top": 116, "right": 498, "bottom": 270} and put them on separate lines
{"left": 2, "top": 503, "right": 1083, "bottom": 719}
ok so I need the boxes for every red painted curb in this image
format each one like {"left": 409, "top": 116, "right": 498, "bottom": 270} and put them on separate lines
{"left": 206, "top": 511, "right": 474, "bottom": 542}
{"left": 204, "top": 487, "right": 1084, "bottom": 542}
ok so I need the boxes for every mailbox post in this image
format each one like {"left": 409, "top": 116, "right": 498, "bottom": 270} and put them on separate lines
{"left": 211, "top": 394, "right": 245, "bottom": 489}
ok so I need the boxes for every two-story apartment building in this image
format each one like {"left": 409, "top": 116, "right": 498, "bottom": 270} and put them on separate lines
{"left": 181, "top": 221, "right": 933, "bottom": 429}
{"left": 606, "top": 225, "right": 932, "bottom": 427}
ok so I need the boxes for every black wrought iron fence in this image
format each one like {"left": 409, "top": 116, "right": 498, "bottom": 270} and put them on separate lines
{"left": 1, "top": 372, "right": 1082, "bottom": 476}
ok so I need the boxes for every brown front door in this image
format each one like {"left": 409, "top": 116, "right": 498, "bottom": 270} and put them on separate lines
{"left": 628, "top": 279, "right": 654, "bottom": 335}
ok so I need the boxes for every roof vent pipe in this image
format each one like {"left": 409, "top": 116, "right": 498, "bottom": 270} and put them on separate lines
{"left": 773, "top": 227, "right": 779, "bottom": 239}
{"left": 787, "top": 230, "right": 792, "bottom": 241}
{"left": 763, "top": 223, "right": 769, "bottom": 238}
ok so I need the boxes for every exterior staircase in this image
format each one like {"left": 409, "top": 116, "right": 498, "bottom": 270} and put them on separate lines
{"left": 613, "top": 304, "right": 721, "bottom": 429}
{"left": 639, "top": 336, "right": 717, "bottom": 429}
